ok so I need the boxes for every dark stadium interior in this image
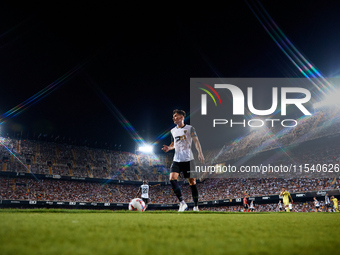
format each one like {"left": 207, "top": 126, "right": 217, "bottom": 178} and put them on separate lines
{"left": 2, "top": 2, "right": 340, "bottom": 255}
{"left": 1, "top": 2, "right": 340, "bottom": 152}
{"left": 1, "top": 2, "right": 340, "bottom": 214}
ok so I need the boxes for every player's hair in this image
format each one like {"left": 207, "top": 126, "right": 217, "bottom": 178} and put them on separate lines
{"left": 173, "top": 109, "right": 186, "bottom": 117}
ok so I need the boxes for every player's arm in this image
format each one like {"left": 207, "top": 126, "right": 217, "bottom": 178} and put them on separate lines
{"left": 192, "top": 136, "right": 204, "bottom": 163}
{"left": 289, "top": 193, "right": 293, "bottom": 203}
{"left": 162, "top": 142, "right": 174, "bottom": 153}
{"left": 191, "top": 127, "right": 204, "bottom": 163}
{"left": 150, "top": 184, "right": 161, "bottom": 187}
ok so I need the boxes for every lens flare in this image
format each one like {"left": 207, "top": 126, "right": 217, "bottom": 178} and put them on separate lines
{"left": 0, "top": 138, "right": 39, "bottom": 181}
{"left": 0, "top": 62, "right": 87, "bottom": 125}
{"left": 246, "top": 0, "right": 335, "bottom": 99}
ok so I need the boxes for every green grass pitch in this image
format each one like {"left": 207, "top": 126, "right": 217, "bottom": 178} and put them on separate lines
{"left": 0, "top": 209, "right": 339, "bottom": 255}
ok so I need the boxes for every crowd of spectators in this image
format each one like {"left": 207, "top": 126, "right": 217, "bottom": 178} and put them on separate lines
{"left": 0, "top": 105, "right": 339, "bottom": 182}
{"left": 0, "top": 137, "right": 169, "bottom": 182}
{"left": 1, "top": 133, "right": 340, "bottom": 182}
{"left": 199, "top": 201, "right": 331, "bottom": 212}
{"left": 207, "top": 106, "right": 340, "bottom": 164}
{"left": 0, "top": 105, "right": 340, "bottom": 211}
{"left": 1, "top": 177, "right": 339, "bottom": 205}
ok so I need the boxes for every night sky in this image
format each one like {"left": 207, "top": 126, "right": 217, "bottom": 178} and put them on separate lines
{"left": 1, "top": 1, "right": 340, "bottom": 153}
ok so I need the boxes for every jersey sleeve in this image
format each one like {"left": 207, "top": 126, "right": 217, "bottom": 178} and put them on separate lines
{"left": 191, "top": 126, "right": 197, "bottom": 137}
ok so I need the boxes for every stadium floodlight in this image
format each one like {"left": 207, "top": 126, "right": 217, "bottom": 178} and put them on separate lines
{"left": 138, "top": 144, "right": 153, "bottom": 153}
{"left": 313, "top": 90, "right": 340, "bottom": 109}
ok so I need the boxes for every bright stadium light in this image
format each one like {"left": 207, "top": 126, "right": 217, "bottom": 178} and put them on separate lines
{"left": 313, "top": 90, "right": 340, "bottom": 109}
{"left": 138, "top": 144, "right": 153, "bottom": 153}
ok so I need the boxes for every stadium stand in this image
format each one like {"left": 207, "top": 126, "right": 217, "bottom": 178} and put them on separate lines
{"left": 0, "top": 106, "right": 340, "bottom": 210}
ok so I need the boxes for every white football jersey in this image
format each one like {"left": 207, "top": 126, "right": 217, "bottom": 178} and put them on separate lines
{"left": 171, "top": 124, "right": 195, "bottom": 162}
{"left": 325, "top": 195, "right": 330, "bottom": 205}
{"left": 141, "top": 184, "right": 149, "bottom": 199}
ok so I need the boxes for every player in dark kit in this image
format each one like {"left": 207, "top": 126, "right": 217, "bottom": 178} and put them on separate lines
{"left": 162, "top": 109, "right": 204, "bottom": 212}
{"left": 243, "top": 195, "right": 249, "bottom": 212}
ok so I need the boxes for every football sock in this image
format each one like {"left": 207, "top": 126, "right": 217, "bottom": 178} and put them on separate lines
{"left": 190, "top": 184, "right": 199, "bottom": 206}
{"left": 170, "top": 180, "right": 183, "bottom": 202}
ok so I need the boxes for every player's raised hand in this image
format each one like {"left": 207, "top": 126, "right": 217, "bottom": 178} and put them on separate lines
{"left": 162, "top": 145, "right": 169, "bottom": 153}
